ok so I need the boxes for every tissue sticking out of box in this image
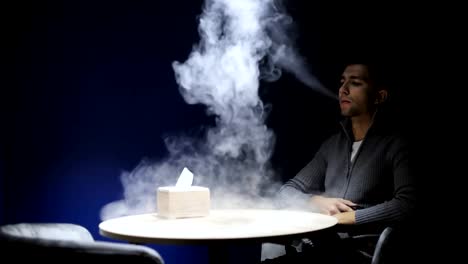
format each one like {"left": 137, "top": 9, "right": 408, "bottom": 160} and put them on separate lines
{"left": 175, "top": 167, "right": 193, "bottom": 188}
{"left": 157, "top": 167, "right": 210, "bottom": 219}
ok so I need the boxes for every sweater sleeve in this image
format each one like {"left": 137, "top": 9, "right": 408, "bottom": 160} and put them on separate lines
{"left": 355, "top": 137, "right": 415, "bottom": 225}
{"left": 275, "top": 138, "right": 330, "bottom": 210}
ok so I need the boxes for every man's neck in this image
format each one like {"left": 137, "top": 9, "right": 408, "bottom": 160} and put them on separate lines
{"left": 351, "top": 112, "right": 375, "bottom": 141}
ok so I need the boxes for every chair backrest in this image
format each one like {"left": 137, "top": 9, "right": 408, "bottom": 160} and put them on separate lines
{"left": 1, "top": 223, "right": 165, "bottom": 264}
{"left": 0, "top": 223, "right": 95, "bottom": 242}
{"left": 371, "top": 226, "right": 394, "bottom": 264}
{"left": 372, "top": 225, "right": 417, "bottom": 264}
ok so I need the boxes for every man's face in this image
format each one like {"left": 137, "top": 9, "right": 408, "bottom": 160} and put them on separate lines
{"left": 338, "top": 64, "right": 375, "bottom": 117}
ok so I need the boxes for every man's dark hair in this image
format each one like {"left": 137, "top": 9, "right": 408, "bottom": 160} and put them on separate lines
{"left": 342, "top": 61, "right": 391, "bottom": 92}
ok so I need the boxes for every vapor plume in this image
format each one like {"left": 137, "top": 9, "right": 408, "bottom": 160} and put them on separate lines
{"left": 101, "top": 0, "right": 331, "bottom": 221}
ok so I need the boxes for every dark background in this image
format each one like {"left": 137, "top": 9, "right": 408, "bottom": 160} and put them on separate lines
{"left": 1, "top": 0, "right": 417, "bottom": 263}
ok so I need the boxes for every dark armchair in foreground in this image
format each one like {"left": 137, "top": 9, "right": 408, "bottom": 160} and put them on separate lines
{"left": 0, "top": 223, "right": 164, "bottom": 264}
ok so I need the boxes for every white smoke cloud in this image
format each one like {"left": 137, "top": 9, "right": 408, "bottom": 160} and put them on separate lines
{"left": 100, "top": 0, "right": 331, "bottom": 221}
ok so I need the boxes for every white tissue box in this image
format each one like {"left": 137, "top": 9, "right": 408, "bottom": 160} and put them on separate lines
{"left": 157, "top": 186, "right": 210, "bottom": 218}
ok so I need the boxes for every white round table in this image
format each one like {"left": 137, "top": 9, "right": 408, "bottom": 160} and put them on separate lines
{"left": 99, "top": 209, "right": 338, "bottom": 263}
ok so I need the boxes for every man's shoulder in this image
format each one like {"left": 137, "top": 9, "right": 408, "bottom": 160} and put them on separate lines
{"left": 382, "top": 128, "right": 409, "bottom": 147}
{"left": 320, "top": 129, "right": 344, "bottom": 142}
{"left": 318, "top": 130, "right": 348, "bottom": 151}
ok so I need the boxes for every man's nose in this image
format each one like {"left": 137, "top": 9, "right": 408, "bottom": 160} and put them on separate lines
{"left": 339, "top": 83, "right": 349, "bottom": 95}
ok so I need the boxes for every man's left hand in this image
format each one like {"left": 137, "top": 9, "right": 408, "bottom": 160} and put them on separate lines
{"left": 333, "top": 211, "right": 356, "bottom": 224}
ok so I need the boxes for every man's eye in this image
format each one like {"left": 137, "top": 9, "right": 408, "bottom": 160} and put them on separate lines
{"left": 351, "top": 81, "right": 362, "bottom": 86}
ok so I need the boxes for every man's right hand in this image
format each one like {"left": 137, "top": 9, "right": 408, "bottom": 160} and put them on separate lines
{"left": 309, "top": 195, "right": 357, "bottom": 215}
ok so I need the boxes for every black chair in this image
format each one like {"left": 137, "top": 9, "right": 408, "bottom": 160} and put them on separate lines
{"left": 370, "top": 227, "right": 394, "bottom": 264}
{"left": 0, "top": 223, "right": 164, "bottom": 264}
{"left": 353, "top": 225, "right": 418, "bottom": 264}
{"left": 351, "top": 227, "right": 396, "bottom": 264}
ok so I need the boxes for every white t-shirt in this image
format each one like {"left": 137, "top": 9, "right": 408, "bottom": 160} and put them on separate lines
{"left": 351, "top": 140, "right": 363, "bottom": 162}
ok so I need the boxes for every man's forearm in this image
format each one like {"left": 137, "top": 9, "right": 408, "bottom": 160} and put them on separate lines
{"left": 354, "top": 198, "right": 414, "bottom": 225}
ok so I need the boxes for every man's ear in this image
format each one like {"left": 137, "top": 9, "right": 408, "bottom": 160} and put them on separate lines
{"left": 375, "top": 89, "right": 388, "bottom": 104}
